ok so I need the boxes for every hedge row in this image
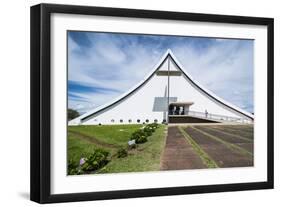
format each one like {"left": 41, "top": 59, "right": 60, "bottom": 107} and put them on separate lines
{"left": 130, "top": 123, "right": 159, "bottom": 144}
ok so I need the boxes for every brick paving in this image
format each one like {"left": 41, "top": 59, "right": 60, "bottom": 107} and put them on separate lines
{"left": 160, "top": 126, "right": 206, "bottom": 170}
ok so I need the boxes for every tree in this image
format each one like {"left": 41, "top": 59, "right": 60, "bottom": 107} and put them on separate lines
{"left": 68, "top": 108, "right": 80, "bottom": 121}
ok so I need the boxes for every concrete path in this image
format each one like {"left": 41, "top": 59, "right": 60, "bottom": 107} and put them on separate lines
{"left": 160, "top": 126, "right": 206, "bottom": 170}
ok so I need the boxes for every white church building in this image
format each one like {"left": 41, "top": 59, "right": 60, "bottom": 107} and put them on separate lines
{"left": 69, "top": 50, "right": 254, "bottom": 125}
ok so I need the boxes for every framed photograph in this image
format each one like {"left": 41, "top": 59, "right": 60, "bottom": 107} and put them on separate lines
{"left": 30, "top": 3, "right": 274, "bottom": 203}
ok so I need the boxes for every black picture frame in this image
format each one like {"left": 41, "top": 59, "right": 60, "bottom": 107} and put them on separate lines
{"left": 30, "top": 3, "right": 274, "bottom": 204}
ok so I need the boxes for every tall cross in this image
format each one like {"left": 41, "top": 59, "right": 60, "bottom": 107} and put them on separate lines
{"left": 167, "top": 56, "right": 170, "bottom": 123}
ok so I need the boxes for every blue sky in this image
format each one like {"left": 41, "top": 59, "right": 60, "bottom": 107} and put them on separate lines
{"left": 68, "top": 31, "right": 254, "bottom": 114}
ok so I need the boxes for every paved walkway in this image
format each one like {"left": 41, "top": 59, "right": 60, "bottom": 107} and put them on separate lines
{"left": 160, "top": 126, "right": 205, "bottom": 170}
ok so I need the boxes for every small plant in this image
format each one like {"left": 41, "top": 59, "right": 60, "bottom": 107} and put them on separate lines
{"left": 81, "top": 148, "right": 110, "bottom": 172}
{"left": 143, "top": 126, "right": 153, "bottom": 136}
{"left": 136, "top": 135, "right": 147, "bottom": 143}
{"left": 117, "top": 148, "right": 128, "bottom": 158}
{"left": 148, "top": 123, "right": 159, "bottom": 129}
{"left": 131, "top": 129, "right": 146, "bottom": 140}
{"left": 130, "top": 129, "right": 148, "bottom": 144}
{"left": 67, "top": 159, "right": 80, "bottom": 175}
{"left": 128, "top": 123, "right": 159, "bottom": 145}
{"left": 144, "top": 123, "right": 158, "bottom": 134}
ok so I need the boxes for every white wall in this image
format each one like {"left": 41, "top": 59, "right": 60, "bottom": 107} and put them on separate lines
{"left": 0, "top": 0, "right": 279, "bottom": 207}
{"left": 82, "top": 75, "right": 168, "bottom": 125}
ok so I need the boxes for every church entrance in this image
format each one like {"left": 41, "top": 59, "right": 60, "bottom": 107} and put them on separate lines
{"left": 168, "top": 102, "right": 193, "bottom": 116}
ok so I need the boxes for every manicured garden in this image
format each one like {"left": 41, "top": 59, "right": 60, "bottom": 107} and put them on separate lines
{"left": 67, "top": 123, "right": 166, "bottom": 175}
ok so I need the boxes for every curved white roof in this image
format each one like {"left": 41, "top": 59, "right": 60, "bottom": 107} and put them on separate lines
{"left": 70, "top": 49, "right": 253, "bottom": 124}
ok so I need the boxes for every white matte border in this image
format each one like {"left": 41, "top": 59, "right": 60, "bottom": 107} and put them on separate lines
{"left": 51, "top": 13, "right": 268, "bottom": 194}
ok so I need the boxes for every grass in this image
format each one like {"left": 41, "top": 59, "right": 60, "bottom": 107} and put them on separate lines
{"left": 68, "top": 124, "right": 142, "bottom": 147}
{"left": 178, "top": 127, "right": 218, "bottom": 168}
{"left": 68, "top": 133, "right": 115, "bottom": 165}
{"left": 67, "top": 124, "right": 167, "bottom": 174}
{"left": 99, "top": 125, "right": 166, "bottom": 173}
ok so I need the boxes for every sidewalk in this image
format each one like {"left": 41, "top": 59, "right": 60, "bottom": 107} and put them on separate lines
{"left": 160, "top": 126, "right": 205, "bottom": 170}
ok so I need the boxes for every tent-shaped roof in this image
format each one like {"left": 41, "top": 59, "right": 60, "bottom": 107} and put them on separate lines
{"left": 72, "top": 49, "right": 254, "bottom": 123}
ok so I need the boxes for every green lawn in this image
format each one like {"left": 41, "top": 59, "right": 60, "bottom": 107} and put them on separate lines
{"left": 68, "top": 124, "right": 143, "bottom": 146}
{"left": 67, "top": 124, "right": 167, "bottom": 174}
{"left": 68, "top": 133, "right": 109, "bottom": 165}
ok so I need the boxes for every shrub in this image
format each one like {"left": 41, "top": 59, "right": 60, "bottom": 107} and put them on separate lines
{"left": 144, "top": 123, "right": 159, "bottom": 134}
{"left": 67, "top": 159, "right": 80, "bottom": 175}
{"left": 117, "top": 148, "right": 128, "bottom": 158}
{"left": 130, "top": 129, "right": 146, "bottom": 140}
{"left": 130, "top": 129, "right": 148, "bottom": 144}
{"left": 129, "top": 123, "right": 159, "bottom": 145}
{"left": 143, "top": 126, "right": 153, "bottom": 136}
{"left": 148, "top": 123, "right": 159, "bottom": 129}
{"left": 81, "top": 148, "right": 110, "bottom": 172}
{"left": 136, "top": 136, "right": 147, "bottom": 144}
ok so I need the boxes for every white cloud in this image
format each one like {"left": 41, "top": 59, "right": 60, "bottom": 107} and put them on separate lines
{"left": 172, "top": 40, "right": 253, "bottom": 111}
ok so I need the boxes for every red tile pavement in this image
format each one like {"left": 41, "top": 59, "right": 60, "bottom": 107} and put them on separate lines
{"left": 160, "top": 126, "right": 206, "bottom": 170}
